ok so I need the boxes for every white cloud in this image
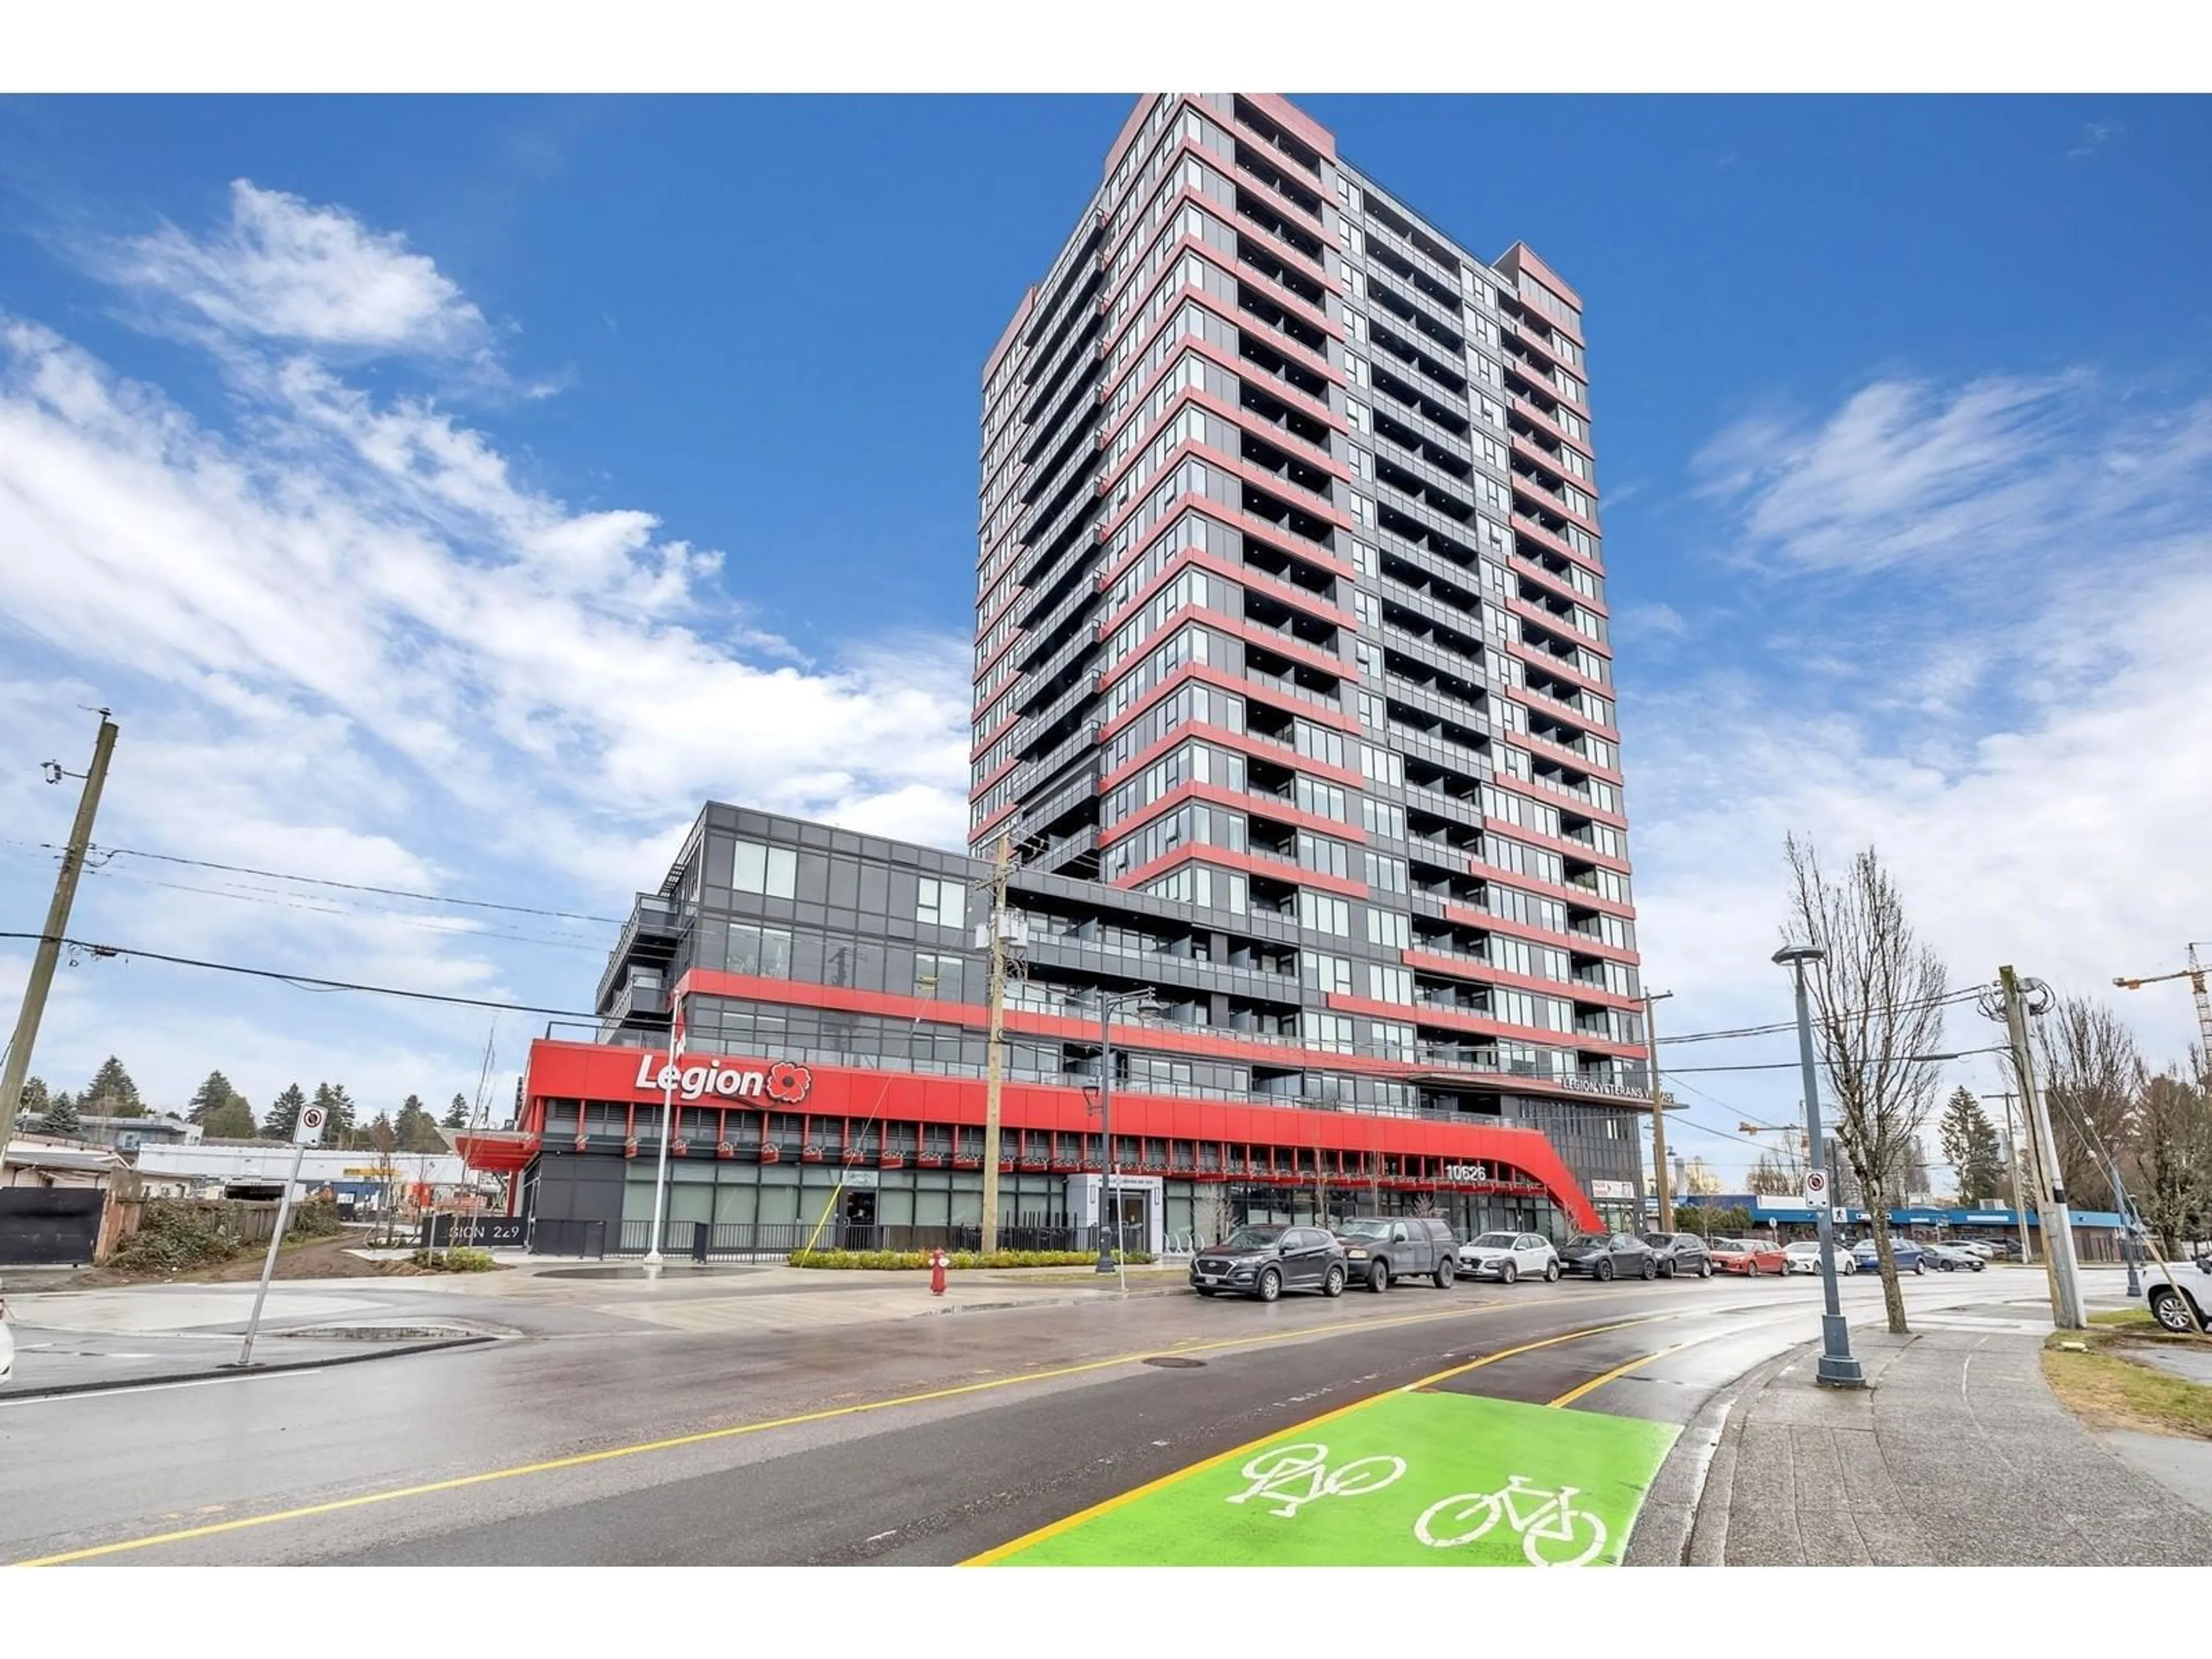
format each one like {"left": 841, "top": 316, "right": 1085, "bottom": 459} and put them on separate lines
{"left": 2069, "top": 122, "right": 2119, "bottom": 158}
{"left": 100, "top": 179, "right": 493, "bottom": 359}
{"left": 1635, "top": 370, "right": 2212, "bottom": 1182}
{"left": 1617, "top": 601, "right": 1689, "bottom": 642}
{"left": 1692, "top": 373, "right": 2212, "bottom": 581}
{"left": 0, "top": 183, "right": 972, "bottom": 1120}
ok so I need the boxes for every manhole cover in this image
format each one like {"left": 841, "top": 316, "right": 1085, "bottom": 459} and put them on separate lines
{"left": 1142, "top": 1355, "right": 1207, "bottom": 1369}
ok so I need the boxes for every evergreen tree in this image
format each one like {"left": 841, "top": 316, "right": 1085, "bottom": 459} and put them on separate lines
{"left": 1937, "top": 1087, "right": 2003, "bottom": 1206}
{"left": 264, "top": 1082, "right": 308, "bottom": 1141}
{"left": 441, "top": 1092, "right": 471, "bottom": 1130}
{"left": 187, "top": 1070, "right": 241, "bottom": 1126}
{"left": 202, "top": 1095, "right": 258, "bottom": 1139}
{"left": 315, "top": 1082, "right": 358, "bottom": 1148}
{"left": 85, "top": 1055, "right": 144, "bottom": 1118}
{"left": 18, "top": 1075, "right": 50, "bottom": 1120}
{"left": 40, "top": 1090, "right": 82, "bottom": 1138}
{"left": 393, "top": 1093, "right": 446, "bottom": 1153}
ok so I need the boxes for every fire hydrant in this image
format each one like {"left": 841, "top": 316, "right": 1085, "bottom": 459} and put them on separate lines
{"left": 929, "top": 1246, "right": 949, "bottom": 1297}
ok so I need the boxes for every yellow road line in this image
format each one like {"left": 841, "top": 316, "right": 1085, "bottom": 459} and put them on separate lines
{"left": 960, "top": 1315, "right": 1650, "bottom": 1566}
{"left": 1547, "top": 1339, "right": 1694, "bottom": 1408}
{"left": 9, "top": 1298, "right": 1505, "bottom": 1569}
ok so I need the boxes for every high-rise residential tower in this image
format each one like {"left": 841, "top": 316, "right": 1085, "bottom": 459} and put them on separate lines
{"left": 971, "top": 94, "right": 1643, "bottom": 1150}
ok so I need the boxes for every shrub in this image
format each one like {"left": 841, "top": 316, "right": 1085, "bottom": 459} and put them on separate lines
{"left": 408, "top": 1246, "right": 497, "bottom": 1272}
{"left": 787, "top": 1248, "right": 1156, "bottom": 1270}
{"left": 106, "top": 1199, "right": 246, "bottom": 1271}
{"left": 285, "top": 1199, "right": 342, "bottom": 1241}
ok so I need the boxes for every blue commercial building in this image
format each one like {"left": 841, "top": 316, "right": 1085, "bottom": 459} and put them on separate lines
{"left": 1657, "top": 1193, "right": 2133, "bottom": 1260}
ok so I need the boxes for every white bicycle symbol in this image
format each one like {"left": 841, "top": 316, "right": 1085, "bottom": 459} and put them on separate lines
{"left": 1228, "top": 1442, "right": 1407, "bottom": 1519}
{"left": 1414, "top": 1473, "right": 1609, "bottom": 1566}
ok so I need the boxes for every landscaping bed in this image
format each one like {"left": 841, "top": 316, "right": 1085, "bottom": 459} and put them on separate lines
{"left": 789, "top": 1248, "right": 1156, "bottom": 1271}
{"left": 2043, "top": 1316, "right": 2212, "bottom": 1441}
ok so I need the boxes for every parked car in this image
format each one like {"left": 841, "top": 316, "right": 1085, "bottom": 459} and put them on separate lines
{"left": 1335, "top": 1216, "right": 1457, "bottom": 1291}
{"left": 1190, "top": 1225, "right": 1348, "bottom": 1302}
{"left": 1782, "top": 1239, "right": 1858, "bottom": 1275}
{"left": 1925, "top": 1243, "right": 1986, "bottom": 1272}
{"left": 1947, "top": 1239, "right": 1998, "bottom": 1260}
{"left": 1710, "top": 1236, "right": 1789, "bottom": 1276}
{"left": 2149, "top": 1273, "right": 2211, "bottom": 1335}
{"left": 1557, "top": 1231, "right": 1657, "bottom": 1282}
{"left": 0, "top": 1279, "right": 13, "bottom": 1386}
{"left": 1456, "top": 1230, "right": 1560, "bottom": 1285}
{"left": 1851, "top": 1238, "right": 1927, "bottom": 1274}
{"left": 1640, "top": 1232, "right": 1714, "bottom": 1279}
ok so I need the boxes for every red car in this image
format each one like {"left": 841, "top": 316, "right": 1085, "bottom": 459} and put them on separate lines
{"left": 1710, "top": 1236, "right": 1787, "bottom": 1276}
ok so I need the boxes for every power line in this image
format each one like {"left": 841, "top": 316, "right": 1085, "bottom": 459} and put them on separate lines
{"left": 0, "top": 931, "right": 600, "bottom": 1020}
{"left": 5, "top": 838, "right": 625, "bottom": 927}
{"left": 1660, "top": 1044, "right": 2008, "bottom": 1075}
{"left": 1655, "top": 984, "right": 1993, "bottom": 1047}
{"left": 75, "top": 865, "right": 609, "bottom": 955}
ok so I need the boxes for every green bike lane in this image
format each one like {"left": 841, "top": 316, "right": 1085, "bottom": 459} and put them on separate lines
{"left": 967, "top": 1310, "right": 1753, "bottom": 1567}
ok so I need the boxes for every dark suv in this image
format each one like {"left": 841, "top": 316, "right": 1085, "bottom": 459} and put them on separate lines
{"left": 1640, "top": 1232, "right": 1714, "bottom": 1279}
{"left": 1334, "top": 1216, "right": 1457, "bottom": 1291}
{"left": 1190, "top": 1225, "right": 1348, "bottom": 1302}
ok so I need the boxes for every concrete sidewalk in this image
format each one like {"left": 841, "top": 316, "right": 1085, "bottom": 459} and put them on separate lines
{"left": 1630, "top": 1315, "right": 2212, "bottom": 1566}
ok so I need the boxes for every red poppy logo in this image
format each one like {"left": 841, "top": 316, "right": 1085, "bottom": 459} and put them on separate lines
{"left": 766, "top": 1061, "right": 812, "bottom": 1104}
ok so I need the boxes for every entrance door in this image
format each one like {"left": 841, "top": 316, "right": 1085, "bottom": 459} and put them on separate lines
{"left": 841, "top": 1190, "right": 877, "bottom": 1249}
{"left": 1112, "top": 1188, "right": 1151, "bottom": 1257}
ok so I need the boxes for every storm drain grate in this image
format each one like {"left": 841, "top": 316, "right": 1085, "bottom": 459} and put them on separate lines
{"left": 1142, "top": 1355, "right": 1207, "bottom": 1369}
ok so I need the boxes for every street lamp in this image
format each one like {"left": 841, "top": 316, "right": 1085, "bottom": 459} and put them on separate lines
{"left": 1092, "top": 986, "right": 1165, "bottom": 1284}
{"left": 1772, "top": 943, "right": 1865, "bottom": 1389}
{"left": 642, "top": 991, "right": 685, "bottom": 1280}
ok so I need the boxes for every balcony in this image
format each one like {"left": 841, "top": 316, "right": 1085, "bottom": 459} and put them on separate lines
{"left": 608, "top": 969, "right": 668, "bottom": 1025}
{"left": 593, "top": 893, "right": 682, "bottom": 1014}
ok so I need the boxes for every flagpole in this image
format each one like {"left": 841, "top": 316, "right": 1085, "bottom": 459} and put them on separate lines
{"left": 642, "top": 991, "right": 684, "bottom": 1278}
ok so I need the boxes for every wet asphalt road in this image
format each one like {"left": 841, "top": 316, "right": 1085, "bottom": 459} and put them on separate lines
{"left": 0, "top": 1272, "right": 2041, "bottom": 1566}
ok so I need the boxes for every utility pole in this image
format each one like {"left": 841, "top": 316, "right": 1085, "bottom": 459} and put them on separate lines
{"left": 1995, "top": 966, "right": 2086, "bottom": 1330}
{"left": 1988, "top": 1090, "right": 2034, "bottom": 1265}
{"left": 0, "top": 713, "right": 118, "bottom": 1153}
{"left": 979, "top": 831, "right": 1013, "bottom": 1255}
{"left": 1643, "top": 989, "right": 1675, "bottom": 1232}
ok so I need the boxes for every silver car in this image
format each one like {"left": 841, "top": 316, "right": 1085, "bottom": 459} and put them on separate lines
{"left": 1456, "top": 1230, "right": 1560, "bottom": 1285}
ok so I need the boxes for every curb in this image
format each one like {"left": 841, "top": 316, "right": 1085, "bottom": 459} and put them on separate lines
{"left": 0, "top": 1334, "right": 494, "bottom": 1403}
{"left": 1625, "top": 1340, "right": 1811, "bottom": 1568}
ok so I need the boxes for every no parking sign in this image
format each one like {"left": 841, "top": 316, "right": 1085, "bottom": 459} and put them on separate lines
{"left": 294, "top": 1103, "right": 328, "bottom": 1146}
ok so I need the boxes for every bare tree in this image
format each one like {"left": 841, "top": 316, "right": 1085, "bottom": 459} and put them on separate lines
{"left": 1745, "top": 1152, "right": 1798, "bottom": 1196}
{"left": 1194, "top": 1183, "right": 1235, "bottom": 1248}
{"left": 2035, "top": 997, "right": 2145, "bottom": 1205}
{"left": 1784, "top": 836, "right": 1949, "bottom": 1335}
{"left": 2130, "top": 1065, "right": 2212, "bottom": 1255}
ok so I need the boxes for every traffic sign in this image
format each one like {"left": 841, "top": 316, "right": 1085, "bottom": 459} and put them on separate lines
{"left": 294, "top": 1103, "right": 328, "bottom": 1146}
{"left": 1802, "top": 1168, "right": 1830, "bottom": 1206}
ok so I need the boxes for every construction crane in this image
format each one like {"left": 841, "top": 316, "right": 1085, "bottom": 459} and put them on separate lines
{"left": 2113, "top": 942, "right": 2212, "bottom": 1061}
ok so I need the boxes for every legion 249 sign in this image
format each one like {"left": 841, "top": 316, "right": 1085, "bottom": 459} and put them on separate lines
{"left": 632, "top": 1053, "right": 812, "bottom": 1105}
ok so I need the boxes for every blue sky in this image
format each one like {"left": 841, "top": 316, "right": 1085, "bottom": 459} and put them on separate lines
{"left": 3, "top": 94, "right": 2209, "bottom": 1181}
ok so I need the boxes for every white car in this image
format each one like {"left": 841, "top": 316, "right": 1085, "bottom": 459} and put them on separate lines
{"left": 1948, "top": 1240, "right": 1997, "bottom": 1260}
{"left": 1455, "top": 1231, "right": 1560, "bottom": 1285}
{"left": 1783, "top": 1240, "right": 1858, "bottom": 1275}
{"left": 0, "top": 1280, "right": 13, "bottom": 1386}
